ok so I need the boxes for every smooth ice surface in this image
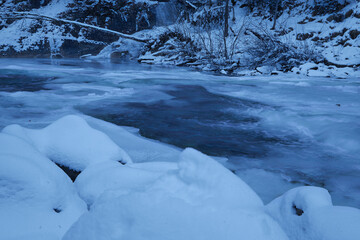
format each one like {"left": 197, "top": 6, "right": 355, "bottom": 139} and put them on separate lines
{"left": 2, "top": 115, "right": 131, "bottom": 171}
{"left": 0, "top": 59, "right": 359, "bottom": 208}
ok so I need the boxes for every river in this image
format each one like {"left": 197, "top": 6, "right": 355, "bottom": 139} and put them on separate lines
{"left": 0, "top": 58, "right": 359, "bottom": 207}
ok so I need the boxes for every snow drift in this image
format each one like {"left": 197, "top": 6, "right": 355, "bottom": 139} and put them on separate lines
{"left": 0, "top": 115, "right": 359, "bottom": 240}
{"left": 2, "top": 115, "right": 132, "bottom": 171}
{"left": 64, "top": 148, "right": 288, "bottom": 240}
{"left": 266, "top": 186, "right": 360, "bottom": 240}
{"left": 0, "top": 133, "right": 86, "bottom": 239}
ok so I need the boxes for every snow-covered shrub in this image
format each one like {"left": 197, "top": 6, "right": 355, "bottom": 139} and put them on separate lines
{"left": 243, "top": 28, "right": 321, "bottom": 71}
{"left": 190, "top": 4, "right": 225, "bottom": 29}
{"left": 311, "top": 0, "right": 350, "bottom": 15}
{"left": 139, "top": 28, "right": 200, "bottom": 65}
{"left": 0, "top": 0, "right": 51, "bottom": 11}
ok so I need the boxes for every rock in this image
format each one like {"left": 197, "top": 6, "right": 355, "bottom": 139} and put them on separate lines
{"left": 327, "top": 13, "right": 345, "bottom": 23}
{"left": 349, "top": 30, "right": 360, "bottom": 40}
{"left": 345, "top": 9, "right": 353, "bottom": 18}
{"left": 296, "top": 32, "right": 314, "bottom": 41}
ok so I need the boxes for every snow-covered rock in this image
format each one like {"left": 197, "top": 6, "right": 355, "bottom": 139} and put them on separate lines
{"left": 85, "top": 116, "right": 181, "bottom": 163}
{"left": 266, "top": 186, "right": 360, "bottom": 240}
{"left": 0, "top": 133, "right": 87, "bottom": 239}
{"left": 2, "top": 115, "right": 132, "bottom": 171}
{"left": 75, "top": 161, "right": 177, "bottom": 206}
{"left": 63, "top": 148, "right": 288, "bottom": 240}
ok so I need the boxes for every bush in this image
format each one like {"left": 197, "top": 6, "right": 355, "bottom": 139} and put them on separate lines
{"left": 244, "top": 29, "right": 321, "bottom": 71}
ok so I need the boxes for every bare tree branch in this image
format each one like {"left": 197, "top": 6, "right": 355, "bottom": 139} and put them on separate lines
{"left": 0, "top": 11, "right": 149, "bottom": 43}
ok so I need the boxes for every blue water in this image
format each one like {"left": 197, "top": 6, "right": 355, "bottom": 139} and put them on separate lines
{"left": 0, "top": 58, "right": 359, "bottom": 207}
{"left": 78, "top": 84, "right": 287, "bottom": 158}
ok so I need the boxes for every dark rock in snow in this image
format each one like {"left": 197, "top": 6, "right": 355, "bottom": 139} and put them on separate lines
{"left": 349, "top": 30, "right": 360, "bottom": 40}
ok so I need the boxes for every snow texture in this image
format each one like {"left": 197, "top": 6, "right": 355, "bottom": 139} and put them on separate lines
{"left": 1, "top": 115, "right": 360, "bottom": 240}
{"left": 64, "top": 148, "right": 288, "bottom": 240}
{"left": 266, "top": 186, "right": 360, "bottom": 240}
{"left": 0, "top": 133, "right": 86, "bottom": 239}
{"left": 2, "top": 115, "right": 132, "bottom": 171}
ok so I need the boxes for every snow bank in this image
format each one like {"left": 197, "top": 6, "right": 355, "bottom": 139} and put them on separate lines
{"left": 85, "top": 116, "right": 181, "bottom": 163}
{"left": 75, "top": 161, "right": 177, "bottom": 206}
{"left": 0, "top": 133, "right": 86, "bottom": 239}
{"left": 266, "top": 186, "right": 360, "bottom": 240}
{"left": 64, "top": 148, "right": 288, "bottom": 240}
{"left": 177, "top": 148, "right": 263, "bottom": 208}
{"left": 2, "top": 115, "right": 131, "bottom": 171}
{"left": 2, "top": 115, "right": 360, "bottom": 240}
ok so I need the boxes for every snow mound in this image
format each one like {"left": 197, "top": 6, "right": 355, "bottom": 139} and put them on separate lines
{"left": 2, "top": 115, "right": 132, "bottom": 171}
{"left": 0, "top": 133, "right": 86, "bottom": 239}
{"left": 266, "top": 186, "right": 360, "bottom": 240}
{"left": 75, "top": 161, "right": 177, "bottom": 206}
{"left": 64, "top": 148, "right": 287, "bottom": 240}
{"left": 176, "top": 148, "right": 263, "bottom": 208}
{"left": 85, "top": 116, "right": 181, "bottom": 163}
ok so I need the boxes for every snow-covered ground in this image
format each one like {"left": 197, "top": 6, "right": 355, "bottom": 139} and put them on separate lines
{"left": 0, "top": 58, "right": 359, "bottom": 239}
{"left": 1, "top": 114, "right": 360, "bottom": 240}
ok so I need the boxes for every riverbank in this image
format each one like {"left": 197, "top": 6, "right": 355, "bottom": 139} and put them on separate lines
{"left": 1, "top": 0, "right": 359, "bottom": 79}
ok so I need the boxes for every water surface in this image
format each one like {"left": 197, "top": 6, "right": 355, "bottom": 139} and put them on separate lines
{"left": 0, "top": 58, "right": 359, "bottom": 207}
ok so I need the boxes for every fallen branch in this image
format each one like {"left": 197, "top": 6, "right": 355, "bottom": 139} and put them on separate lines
{"left": 177, "top": 0, "right": 197, "bottom": 10}
{"left": 0, "top": 11, "right": 149, "bottom": 43}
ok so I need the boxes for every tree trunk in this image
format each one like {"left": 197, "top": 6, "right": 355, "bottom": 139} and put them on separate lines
{"left": 224, "top": 0, "right": 230, "bottom": 59}
{"left": 231, "top": 0, "right": 236, "bottom": 22}
{"left": 271, "top": 0, "right": 280, "bottom": 30}
{"left": 224, "top": 0, "right": 230, "bottom": 37}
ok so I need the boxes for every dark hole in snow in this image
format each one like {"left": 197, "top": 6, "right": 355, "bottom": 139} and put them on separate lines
{"left": 118, "top": 160, "right": 126, "bottom": 165}
{"left": 55, "top": 163, "right": 81, "bottom": 182}
{"left": 293, "top": 204, "right": 304, "bottom": 216}
{"left": 53, "top": 208, "right": 61, "bottom": 213}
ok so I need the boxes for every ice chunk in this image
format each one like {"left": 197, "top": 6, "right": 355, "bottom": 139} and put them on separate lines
{"left": 2, "top": 115, "right": 132, "bottom": 171}
{"left": 0, "top": 133, "right": 86, "bottom": 239}
{"left": 266, "top": 186, "right": 360, "bottom": 240}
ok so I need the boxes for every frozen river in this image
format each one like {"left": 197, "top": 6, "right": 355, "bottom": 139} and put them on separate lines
{"left": 0, "top": 58, "right": 359, "bottom": 207}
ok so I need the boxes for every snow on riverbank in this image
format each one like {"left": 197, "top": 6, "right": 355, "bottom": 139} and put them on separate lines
{"left": 2, "top": 115, "right": 131, "bottom": 171}
{"left": 0, "top": 132, "right": 87, "bottom": 239}
{"left": 0, "top": 115, "right": 360, "bottom": 239}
